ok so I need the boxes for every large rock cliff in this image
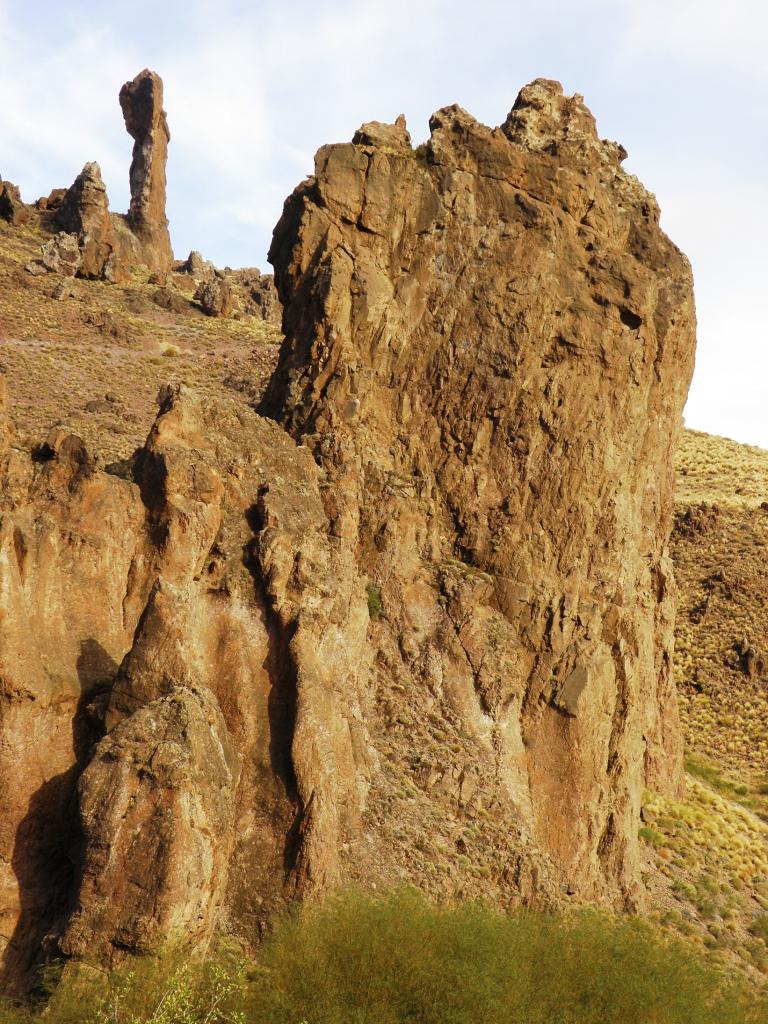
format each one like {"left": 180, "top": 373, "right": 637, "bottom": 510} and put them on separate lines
{"left": 263, "top": 77, "right": 695, "bottom": 901}
{"left": 0, "top": 79, "right": 696, "bottom": 993}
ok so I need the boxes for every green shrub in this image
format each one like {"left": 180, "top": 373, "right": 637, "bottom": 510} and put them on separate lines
{"left": 243, "top": 889, "right": 766, "bottom": 1024}
{"left": 639, "top": 825, "right": 665, "bottom": 846}
{"left": 5, "top": 890, "right": 767, "bottom": 1024}
{"left": 366, "top": 582, "right": 385, "bottom": 620}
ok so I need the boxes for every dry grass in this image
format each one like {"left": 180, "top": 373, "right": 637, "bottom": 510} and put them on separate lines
{"left": 677, "top": 429, "right": 768, "bottom": 508}
{"left": 0, "top": 220, "right": 281, "bottom": 462}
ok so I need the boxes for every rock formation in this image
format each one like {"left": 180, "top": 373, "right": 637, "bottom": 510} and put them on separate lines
{"left": 55, "top": 163, "right": 114, "bottom": 279}
{"left": 22, "top": 70, "right": 174, "bottom": 281}
{"left": 0, "top": 179, "right": 29, "bottom": 226}
{"left": 118, "top": 69, "right": 173, "bottom": 274}
{"left": 264, "top": 76, "right": 695, "bottom": 903}
{"left": 0, "top": 79, "right": 696, "bottom": 995}
{"left": 194, "top": 274, "right": 234, "bottom": 317}
{"left": 179, "top": 254, "right": 283, "bottom": 323}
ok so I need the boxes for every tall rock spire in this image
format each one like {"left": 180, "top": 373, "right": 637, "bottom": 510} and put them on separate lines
{"left": 119, "top": 69, "right": 173, "bottom": 273}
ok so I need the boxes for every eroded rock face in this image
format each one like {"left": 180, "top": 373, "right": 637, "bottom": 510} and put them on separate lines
{"left": 0, "top": 378, "right": 371, "bottom": 989}
{"left": 0, "top": 419, "right": 149, "bottom": 992}
{"left": 264, "top": 76, "right": 695, "bottom": 905}
{"left": 0, "top": 78, "right": 695, "bottom": 994}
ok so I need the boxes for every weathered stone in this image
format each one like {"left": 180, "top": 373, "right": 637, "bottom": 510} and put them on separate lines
{"left": 194, "top": 275, "right": 234, "bottom": 317}
{"left": 264, "top": 77, "right": 695, "bottom": 906}
{"left": 60, "top": 685, "right": 241, "bottom": 960}
{"left": 231, "top": 269, "right": 282, "bottom": 324}
{"left": 56, "top": 163, "right": 114, "bottom": 279}
{"left": 35, "top": 189, "right": 66, "bottom": 212}
{"left": 39, "top": 233, "right": 81, "bottom": 277}
{"left": 183, "top": 250, "right": 215, "bottom": 280}
{"left": 0, "top": 180, "right": 29, "bottom": 226}
{"left": 119, "top": 69, "right": 173, "bottom": 274}
{"left": 352, "top": 113, "right": 411, "bottom": 152}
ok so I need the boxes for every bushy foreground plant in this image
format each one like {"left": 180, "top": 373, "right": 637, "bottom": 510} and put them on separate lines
{"left": 3, "top": 889, "right": 767, "bottom": 1024}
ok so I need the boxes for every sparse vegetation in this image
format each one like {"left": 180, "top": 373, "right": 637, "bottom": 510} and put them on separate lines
{"left": 3, "top": 890, "right": 766, "bottom": 1024}
{"left": 366, "top": 582, "right": 385, "bottom": 619}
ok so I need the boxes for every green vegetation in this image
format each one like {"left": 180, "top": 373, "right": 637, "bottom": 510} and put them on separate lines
{"left": 3, "top": 890, "right": 766, "bottom": 1024}
{"left": 639, "top": 825, "right": 665, "bottom": 846}
{"left": 366, "top": 582, "right": 385, "bottom": 620}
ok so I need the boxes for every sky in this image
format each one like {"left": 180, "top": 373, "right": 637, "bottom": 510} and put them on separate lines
{"left": 0, "top": 0, "right": 766, "bottom": 447}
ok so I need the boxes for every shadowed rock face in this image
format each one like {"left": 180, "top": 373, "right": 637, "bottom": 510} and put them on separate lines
{"left": 0, "top": 78, "right": 696, "bottom": 994}
{"left": 119, "top": 69, "right": 173, "bottom": 273}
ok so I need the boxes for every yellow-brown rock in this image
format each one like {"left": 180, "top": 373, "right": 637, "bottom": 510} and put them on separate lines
{"left": 264, "top": 76, "right": 696, "bottom": 906}
{"left": 0, "top": 77, "right": 696, "bottom": 993}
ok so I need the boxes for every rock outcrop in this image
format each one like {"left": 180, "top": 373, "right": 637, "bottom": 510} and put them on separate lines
{"left": 194, "top": 274, "right": 234, "bottom": 317}
{"left": 0, "top": 79, "right": 696, "bottom": 995}
{"left": 263, "top": 76, "right": 695, "bottom": 903}
{"left": 56, "top": 163, "right": 114, "bottom": 279}
{"left": 118, "top": 69, "right": 173, "bottom": 275}
{"left": 179, "top": 254, "right": 282, "bottom": 323}
{"left": 0, "top": 180, "right": 29, "bottom": 226}
{"left": 24, "top": 70, "right": 175, "bottom": 281}
{"left": 0, "top": 380, "right": 370, "bottom": 990}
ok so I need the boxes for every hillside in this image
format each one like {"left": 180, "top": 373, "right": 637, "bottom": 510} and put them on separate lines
{"left": 635, "top": 431, "right": 768, "bottom": 972}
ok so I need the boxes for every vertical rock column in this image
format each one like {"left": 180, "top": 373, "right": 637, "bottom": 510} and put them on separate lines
{"left": 119, "top": 69, "right": 173, "bottom": 275}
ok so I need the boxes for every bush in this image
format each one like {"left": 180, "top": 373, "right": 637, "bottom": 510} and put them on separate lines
{"left": 4, "top": 890, "right": 767, "bottom": 1024}
{"left": 243, "top": 890, "right": 766, "bottom": 1024}
{"left": 366, "top": 582, "right": 385, "bottom": 620}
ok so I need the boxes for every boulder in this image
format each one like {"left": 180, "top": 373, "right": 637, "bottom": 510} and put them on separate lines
{"left": 194, "top": 275, "right": 234, "bottom": 317}
{"left": 39, "top": 233, "right": 81, "bottom": 277}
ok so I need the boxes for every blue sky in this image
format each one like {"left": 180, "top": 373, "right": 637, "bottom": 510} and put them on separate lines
{"left": 1, "top": 0, "right": 767, "bottom": 446}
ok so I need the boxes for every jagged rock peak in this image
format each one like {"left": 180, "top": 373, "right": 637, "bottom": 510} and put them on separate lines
{"left": 503, "top": 77, "right": 628, "bottom": 164}
{"left": 28, "top": 69, "right": 176, "bottom": 281}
